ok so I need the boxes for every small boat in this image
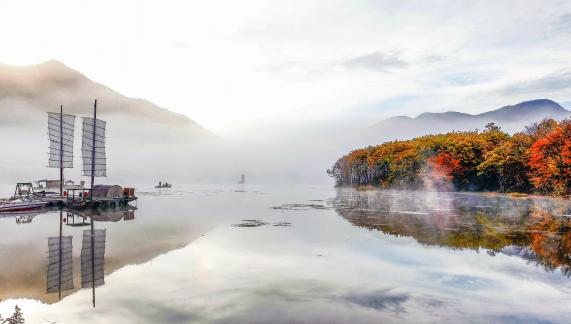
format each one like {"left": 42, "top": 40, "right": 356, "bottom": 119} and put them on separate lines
{"left": 0, "top": 198, "right": 47, "bottom": 212}
{"left": 0, "top": 183, "right": 48, "bottom": 212}
{"left": 155, "top": 182, "right": 172, "bottom": 188}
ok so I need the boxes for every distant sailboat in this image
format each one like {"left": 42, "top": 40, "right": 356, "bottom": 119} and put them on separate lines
{"left": 238, "top": 174, "right": 246, "bottom": 184}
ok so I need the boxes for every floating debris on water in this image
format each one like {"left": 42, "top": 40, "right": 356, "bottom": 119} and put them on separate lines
{"left": 232, "top": 220, "right": 293, "bottom": 227}
{"left": 273, "top": 222, "right": 292, "bottom": 227}
{"left": 232, "top": 219, "right": 268, "bottom": 227}
{"left": 271, "top": 203, "right": 330, "bottom": 210}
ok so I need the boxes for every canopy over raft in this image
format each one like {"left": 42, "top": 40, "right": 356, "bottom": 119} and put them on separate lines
{"left": 91, "top": 185, "right": 124, "bottom": 199}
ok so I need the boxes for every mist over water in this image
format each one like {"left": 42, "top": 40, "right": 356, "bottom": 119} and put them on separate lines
{"left": 1, "top": 61, "right": 568, "bottom": 187}
{"left": 4, "top": 108, "right": 560, "bottom": 189}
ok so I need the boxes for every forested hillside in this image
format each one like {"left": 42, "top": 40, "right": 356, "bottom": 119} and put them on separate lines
{"left": 328, "top": 119, "right": 571, "bottom": 195}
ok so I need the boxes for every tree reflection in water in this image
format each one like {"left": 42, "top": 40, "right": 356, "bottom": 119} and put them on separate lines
{"left": 332, "top": 189, "right": 571, "bottom": 277}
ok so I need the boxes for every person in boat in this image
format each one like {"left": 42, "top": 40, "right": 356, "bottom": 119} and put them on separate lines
{"left": 165, "top": 181, "right": 169, "bottom": 186}
{"left": 159, "top": 181, "right": 162, "bottom": 187}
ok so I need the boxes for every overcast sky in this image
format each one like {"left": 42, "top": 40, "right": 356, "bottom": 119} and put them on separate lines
{"left": 1, "top": 0, "right": 570, "bottom": 135}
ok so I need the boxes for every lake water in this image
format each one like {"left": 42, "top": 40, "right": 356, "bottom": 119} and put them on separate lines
{"left": 0, "top": 185, "right": 570, "bottom": 323}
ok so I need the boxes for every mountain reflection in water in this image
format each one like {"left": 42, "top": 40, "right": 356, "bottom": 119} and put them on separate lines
{"left": 332, "top": 189, "right": 571, "bottom": 277}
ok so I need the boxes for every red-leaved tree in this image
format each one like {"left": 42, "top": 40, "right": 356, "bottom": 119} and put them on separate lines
{"left": 424, "top": 152, "right": 463, "bottom": 191}
{"left": 529, "top": 121, "right": 571, "bottom": 195}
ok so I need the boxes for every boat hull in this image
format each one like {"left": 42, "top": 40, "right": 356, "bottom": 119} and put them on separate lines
{"left": 0, "top": 202, "right": 47, "bottom": 212}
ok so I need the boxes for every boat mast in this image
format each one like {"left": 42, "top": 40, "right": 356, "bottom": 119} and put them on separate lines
{"left": 59, "top": 105, "right": 64, "bottom": 299}
{"left": 90, "top": 100, "right": 97, "bottom": 307}
{"left": 60, "top": 105, "right": 64, "bottom": 196}
{"left": 90, "top": 100, "right": 97, "bottom": 195}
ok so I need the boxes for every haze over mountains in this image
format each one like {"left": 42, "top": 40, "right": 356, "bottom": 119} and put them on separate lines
{"left": 0, "top": 61, "right": 213, "bottom": 184}
{"left": 0, "top": 60, "right": 569, "bottom": 185}
{"left": 389, "top": 99, "right": 568, "bottom": 124}
{"left": 0, "top": 60, "right": 210, "bottom": 139}
{"left": 292, "top": 99, "right": 571, "bottom": 183}
{"left": 364, "top": 99, "right": 570, "bottom": 145}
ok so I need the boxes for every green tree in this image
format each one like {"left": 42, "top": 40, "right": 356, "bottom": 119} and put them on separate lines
{"left": 5, "top": 305, "right": 24, "bottom": 324}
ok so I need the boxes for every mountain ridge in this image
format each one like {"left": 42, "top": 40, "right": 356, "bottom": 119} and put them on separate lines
{"left": 0, "top": 60, "right": 208, "bottom": 132}
{"left": 381, "top": 99, "right": 568, "bottom": 124}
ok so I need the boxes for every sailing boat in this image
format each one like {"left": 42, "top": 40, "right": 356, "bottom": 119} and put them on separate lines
{"left": 38, "top": 106, "right": 78, "bottom": 207}
{"left": 1, "top": 107, "right": 73, "bottom": 212}
{"left": 76, "top": 100, "right": 137, "bottom": 209}
{"left": 3, "top": 100, "right": 136, "bottom": 210}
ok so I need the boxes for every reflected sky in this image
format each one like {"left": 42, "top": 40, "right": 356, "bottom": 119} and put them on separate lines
{"left": 1, "top": 185, "right": 570, "bottom": 323}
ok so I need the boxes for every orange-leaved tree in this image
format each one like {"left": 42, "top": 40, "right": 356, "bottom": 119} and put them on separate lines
{"left": 529, "top": 120, "right": 571, "bottom": 195}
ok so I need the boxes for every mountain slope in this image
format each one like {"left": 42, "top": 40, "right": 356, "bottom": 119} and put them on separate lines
{"left": 0, "top": 60, "right": 214, "bottom": 183}
{"left": 0, "top": 60, "right": 211, "bottom": 139}
{"left": 478, "top": 99, "right": 568, "bottom": 121}
{"left": 366, "top": 99, "right": 570, "bottom": 144}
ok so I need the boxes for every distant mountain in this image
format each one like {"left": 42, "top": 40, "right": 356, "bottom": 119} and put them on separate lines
{"left": 0, "top": 60, "right": 212, "bottom": 140}
{"left": 383, "top": 99, "right": 568, "bottom": 124}
{"left": 366, "top": 99, "right": 570, "bottom": 144}
{"left": 478, "top": 99, "right": 569, "bottom": 121}
{"left": 0, "top": 60, "right": 214, "bottom": 183}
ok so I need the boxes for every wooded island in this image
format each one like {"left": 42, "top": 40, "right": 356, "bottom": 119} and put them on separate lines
{"left": 328, "top": 119, "right": 571, "bottom": 196}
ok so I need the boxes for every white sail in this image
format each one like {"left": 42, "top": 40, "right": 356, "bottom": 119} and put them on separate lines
{"left": 48, "top": 112, "right": 76, "bottom": 168}
{"left": 81, "top": 117, "right": 107, "bottom": 177}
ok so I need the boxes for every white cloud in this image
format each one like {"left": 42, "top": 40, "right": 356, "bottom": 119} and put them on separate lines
{"left": 0, "top": 0, "right": 570, "bottom": 135}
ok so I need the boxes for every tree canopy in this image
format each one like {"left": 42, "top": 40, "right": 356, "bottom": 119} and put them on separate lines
{"left": 328, "top": 119, "right": 571, "bottom": 196}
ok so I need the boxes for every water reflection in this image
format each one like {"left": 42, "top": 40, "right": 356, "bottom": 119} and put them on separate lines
{"left": 332, "top": 189, "right": 571, "bottom": 276}
{"left": 1, "top": 186, "right": 570, "bottom": 323}
{"left": 80, "top": 227, "right": 106, "bottom": 307}
{"left": 46, "top": 219, "right": 73, "bottom": 297}
{"left": 46, "top": 209, "right": 119, "bottom": 306}
{"left": 0, "top": 207, "right": 135, "bottom": 304}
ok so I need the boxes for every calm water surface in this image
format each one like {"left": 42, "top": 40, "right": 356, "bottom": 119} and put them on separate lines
{"left": 0, "top": 185, "right": 570, "bottom": 323}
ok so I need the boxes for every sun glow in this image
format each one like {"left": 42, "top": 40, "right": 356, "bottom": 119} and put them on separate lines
{"left": 0, "top": 0, "right": 570, "bottom": 136}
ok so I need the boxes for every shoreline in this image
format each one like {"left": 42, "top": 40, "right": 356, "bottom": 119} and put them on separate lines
{"left": 339, "top": 184, "right": 569, "bottom": 201}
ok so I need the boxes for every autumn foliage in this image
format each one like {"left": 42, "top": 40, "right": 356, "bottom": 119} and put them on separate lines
{"left": 424, "top": 153, "right": 463, "bottom": 191}
{"left": 328, "top": 119, "right": 571, "bottom": 195}
{"left": 528, "top": 122, "right": 571, "bottom": 195}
